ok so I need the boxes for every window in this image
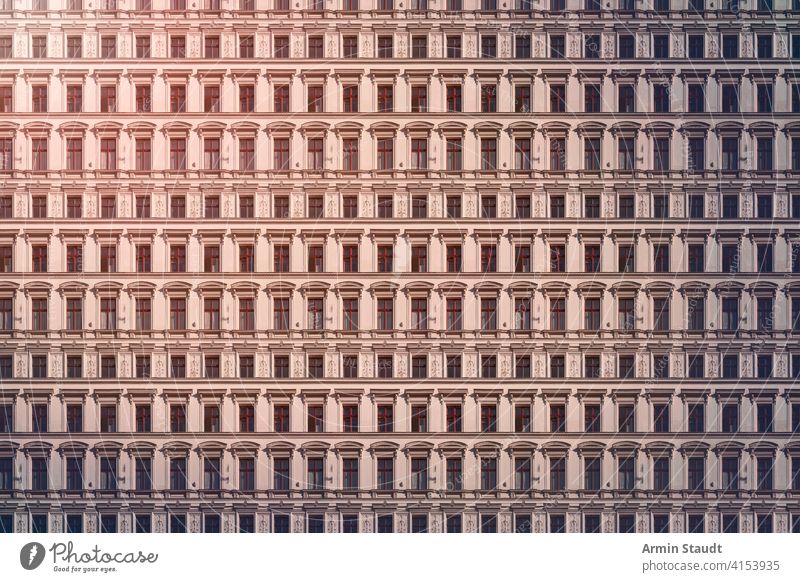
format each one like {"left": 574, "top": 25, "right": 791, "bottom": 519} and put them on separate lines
{"left": 442, "top": 298, "right": 461, "bottom": 332}
{"left": 651, "top": 84, "right": 670, "bottom": 114}
{"left": 376, "top": 85, "right": 393, "bottom": 113}
{"left": 618, "top": 457, "right": 635, "bottom": 491}
{"left": 480, "top": 35, "right": 497, "bottom": 58}
{"left": 410, "top": 457, "right": 428, "bottom": 490}
{"left": 514, "top": 298, "right": 531, "bottom": 330}
{"left": 584, "top": 457, "right": 601, "bottom": 490}
{"left": 546, "top": 137, "right": 565, "bottom": 171}
{"left": 480, "top": 458, "right": 497, "bottom": 490}
{"left": 481, "top": 245, "right": 497, "bottom": 272}
{"left": 446, "top": 35, "right": 461, "bottom": 59}
{"left": 550, "top": 84, "right": 566, "bottom": 112}
{"left": 618, "top": 85, "right": 635, "bottom": 114}
{"left": 582, "top": 402, "right": 601, "bottom": 432}
{"left": 239, "top": 35, "right": 254, "bottom": 58}
{"left": 618, "top": 244, "right": 635, "bottom": 272}
{"left": 100, "top": 405, "right": 117, "bottom": 432}
{"left": 342, "top": 84, "right": 359, "bottom": 113}
{"left": 411, "top": 195, "right": 427, "bottom": 219}
{"left": 584, "top": 137, "right": 601, "bottom": 170}
{"left": 411, "top": 355, "right": 427, "bottom": 378}
{"left": 652, "top": 138, "right": 670, "bottom": 172}
{"left": 31, "top": 458, "right": 48, "bottom": 491}
{"left": 376, "top": 36, "right": 392, "bottom": 58}
{"left": 757, "top": 34, "right": 773, "bottom": 58}
{"left": 411, "top": 35, "right": 427, "bottom": 59}
{"left": 411, "top": 245, "right": 427, "bottom": 272}
{"left": 273, "top": 35, "right": 289, "bottom": 58}
{"left": 550, "top": 34, "right": 565, "bottom": 58}
{"left": 585, "top": 34, "right": 600, "bottom": 58}
{"left": 548, "top": 244, "right": 565, "bottom": 273}
{"left": 720, "top": 403, "right": 739, "bottom": 433}
{"left": 549, "top": 297, "right": 566, "bottom": 331}
{"left": 32, "top": 35, "right": 48, "bottom": 59}
{"left": 585, "top": 84, "right": 601, "bottom": 113}
{"left": 273, "top": 85, "right": 289, "bottom": 113}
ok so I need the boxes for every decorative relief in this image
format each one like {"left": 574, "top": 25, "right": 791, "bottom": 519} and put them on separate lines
{"left": 671, "top": 513, "right": 683, "bottom": 533}
{"left": 637, "top": 514, "right": 648, "bottom": 533}
{"left": 708, "top": 355, "right": 718, "bottom": 378}
{"left": 568, "top": 34, "right": 580, "bottom": 59}
{"left": 672, "top": 35, "right": 684, "bottom": 58}
{"left": 361, "top": 195, "right": 373, "bottom": 217}
{"left": 430, "top": 514, "right": 441, "bottom": 533}
{"left": 500, "top": 514, "right": 511, "bottom": 533}
{"left": 742, "top": 355, "right": 752, "bottom": 377}
{"left": 500, "top": 355, "right": 510, "bottom": 378}
{"left": 430, "top": 355, "right": 441, "bottom": 378}
{"left": 293, "top": 354, "right": 304, "bottom": 378}
{"left": 707, "top": 35, "right": 719, "bottom": 58}
{"left": 741, "top": 514, "right": 752, "bottom": 533}
{"left": 465, "top": 37, "right": 475, "bottom": 58}
{"left": 155, "top": 355, "right": 165, "bottom": 377}
{"left": 361, "top": 353, "right": 373, "bottom": 378}
{"left": 51, "top": 513, "right": 63, "bottom": 534}
{"left": 637, "top": 35, "right": 648, "bottom": 59}
{"left": 361, "top": 515, "right": 373, "bottom": 533}
{"left": 396, "top": 355, "right": 407, "bottom": 378}
{"left": 188, "top": 35, "right": 200, "bottom": 58}
{"left": 430, "top": 36, "right": 440, "bottom": 58}
{"left": 465, "top": 514, "right": 476, "bottom": 533}
{"left": 602, "top": 34, "right": 614, "bottom": 59}
{"left": 499, "top": 36, "right": 510, "bottom": 59}
{"left": 707, "top": 195, "right": 718, "bottom": 218}
{"left": 708, "top": 514, "right": 718, "bottom": 533}
{"left": 258, "top": 353, "right": 270, "bottom": 377}
{"left": 741, "top": 194, "right": 752, "bottom": 218}
{"left": 15, "top": 36, "right": 26, "bottom": 58}
{"left": 672, "top": 354, "right": 684, "bottom": 378}
{"left": 534, "top": 36, "right": 545, "bottom": 58}
{"left": 499, "top": 196, "right": 510, "bottom": 218}
{"left": 742, "top": 36, "right": 752, "bottom": 58}
{"left": 50, "top": 354, "right": 62, "bottom": 378}
{"left": 777, "top": 36, "right": 788, "bottom": 58}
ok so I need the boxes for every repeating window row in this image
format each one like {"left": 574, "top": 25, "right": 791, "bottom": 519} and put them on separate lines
{"left": 3, "top": 124, "right": 799, "bottom": 174}
{"left": 3, "top": 392, "right": 800, "bottom": 433}
{"left": 5, "top": 75, "right": 800, "bottom": 117}
{"left": 2, "top": 441, "right": 800, "bottom": 495}
{"left": 1, "top": 509, "right": 797, "bottom": 534}
{"left": 4, "top": 190, "right": 800, "bottom": 221}
{"left": 4, "top": 24, "right": 800, "bottom": 61}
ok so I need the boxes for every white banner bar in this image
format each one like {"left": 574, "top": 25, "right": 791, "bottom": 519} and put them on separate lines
{"left": 0, "top": 534, "right": 798, "bottom": 582}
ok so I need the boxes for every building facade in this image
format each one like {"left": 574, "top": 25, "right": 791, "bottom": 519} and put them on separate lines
{"left": 1, "top": 0, "right": 800, "bottom": 534}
